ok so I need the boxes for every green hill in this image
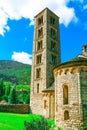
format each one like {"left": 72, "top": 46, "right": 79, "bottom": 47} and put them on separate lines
{"left": 0, "top": 60, "right": 31, "bottom": 85}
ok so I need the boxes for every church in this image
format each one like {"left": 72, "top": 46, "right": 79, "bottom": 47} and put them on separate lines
{"left": 30, "top": 8, "right": 87, "bottom": 130}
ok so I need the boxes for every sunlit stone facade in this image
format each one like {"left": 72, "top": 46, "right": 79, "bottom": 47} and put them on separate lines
{"left": 30, "top": 8, "right": 87, "bottom": 130}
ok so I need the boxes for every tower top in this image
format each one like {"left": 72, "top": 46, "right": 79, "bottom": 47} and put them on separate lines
{"left": 35, "top": 7, "right": 59, "bottom": 18}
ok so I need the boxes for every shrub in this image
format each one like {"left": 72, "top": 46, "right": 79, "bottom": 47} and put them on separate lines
{"left": 1, "top": 95, "right": 8, "bottom": 102}
{"left": 24, "top": 94, "right": 30, "bottom": 104}
{"left": 47, "top": 119, "right": 55, "bottom": 130}
{"left": 24, "top": 116, "right": 50, "bottom": 130}
{"left": 58, "top": 127, "right": 62, "bottom": 130}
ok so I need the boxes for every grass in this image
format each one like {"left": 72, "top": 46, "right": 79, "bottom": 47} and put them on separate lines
{"left": 0, "top": 112, "right": 54, "bottom": 130}
{"left": 0, "top": 113, "right": 42, "bottom": 130}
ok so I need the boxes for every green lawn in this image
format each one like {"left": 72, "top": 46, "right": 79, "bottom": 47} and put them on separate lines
{"left": 0, "top": 113, "right": 43, "bottom": 130}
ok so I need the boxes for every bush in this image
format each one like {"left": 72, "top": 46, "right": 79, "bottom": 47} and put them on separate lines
{"left": 58, "top": 127, "right": 62, "bottom": 130}
{"left": 47, "top": 120, "right": 55, "bottom": 130}
{"left": 1, "top": 95, "right": 8, "bottom": 102}
{"left": 24, "top": 94, "right": 30, "bottom": 104}
{"left": 24, "top": 116, "right": 50, "bottom": 130}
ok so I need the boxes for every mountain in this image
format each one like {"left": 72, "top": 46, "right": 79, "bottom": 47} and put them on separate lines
{"left": 0, "top": 60, "right": 31, "bottom": 85}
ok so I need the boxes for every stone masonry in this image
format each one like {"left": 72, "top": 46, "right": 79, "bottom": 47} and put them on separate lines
{"left": 30, "top": 8, "right": 61, "bottom": 117}
{"left": 54, "top": 48, "right": 87, "bottom": 129}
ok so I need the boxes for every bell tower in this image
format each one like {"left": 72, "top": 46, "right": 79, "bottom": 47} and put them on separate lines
{"left": 30, "top": 8, "right": 61, "bottom": 115}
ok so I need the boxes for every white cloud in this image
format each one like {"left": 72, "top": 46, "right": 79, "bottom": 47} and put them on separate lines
{"left": 0, "top": 0, "right": 77, "bottom": 36}
{"left": 83, "top": 4, "right": 87, "bottom": 10}
{"left": 83, "top": 23, "right": 87, "bottom": 30}
{"left": 11, "top": 52, "right": 32, "bottom": 65}
{"left": 56, "top": 6, "right": 78, "bottom": 26}
{"left": 0, "top": 8, "right": 10, "bottom": 36}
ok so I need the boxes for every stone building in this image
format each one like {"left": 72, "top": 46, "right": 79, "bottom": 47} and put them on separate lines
{"left": 30, "top": 8, "right": 87, "bottom": 130}
{"left": 54, "top": 45, "right": 87, "bottom": 130}
{"left": 30, "top": 8, "right": 61, "bottom": 118}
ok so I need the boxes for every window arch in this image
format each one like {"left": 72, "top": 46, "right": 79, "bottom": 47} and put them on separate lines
{"left": 38, "top": 27, "right": 43, "bottom": 38}
{"left": 63, "top": 85, "right": 68, "bottom": 104}
{"left": 37, "top": 40, "right": 43, "bottom": 51}
{"left": 64, "top": 110, "right": 69, "bottom": 120}
{"left": 38, "top": 16, "right": 43, "bottom": 25}
{"left": 44, "top": 100, "right": 46, "bottom": 109}
{"left": 36, "top": 68, "right": 41, "bottom": 78}
{"left": 36, "top": 54, "right": 42, "bottom": 64}
{"left": 37, "top": 83, "right": 39, "bottom": 93}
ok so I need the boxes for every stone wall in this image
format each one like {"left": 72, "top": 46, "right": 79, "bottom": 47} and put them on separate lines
{"left": 30, "top": 8, "right": 61, "bottom": 118}
{"left": 0, "top": 104, "right": 30, "bottom": 114}
{"left": 46, "top": 8, "right": 61, "bottom": 88}
{"left": 55, "top": 67, "right": 82, "bottom": 130}
{"left": 30, "top": 93, "right": 43, "bottom": 115}
{"left": 80, "top": 71, "right": 87, "bottom": 129}
{"left": 43, "top": 92, "right": 55, "bottom": 119}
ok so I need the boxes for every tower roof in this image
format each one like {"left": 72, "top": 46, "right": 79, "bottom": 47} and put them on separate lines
{"left": 35, "top": 7, "right": 59, "bottom": 18}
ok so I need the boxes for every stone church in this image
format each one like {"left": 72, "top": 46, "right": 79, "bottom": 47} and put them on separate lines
{"left": 30, "top": 8, "right": 87, "bottom": 130}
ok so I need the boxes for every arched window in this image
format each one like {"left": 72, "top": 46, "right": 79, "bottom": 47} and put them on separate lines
{"left": 36, "top": 54, "right": 42, "bottom": 64}
{"left": 38, "top": 16, "right": 43, "bottom": 25}
{"left": 38, "top": 27, "right": 43, "bottom": 38}
{"left": 63, "top": 85, "right": 68, "bottom": 104}
{"left": 37, "top": 83, "right": 39, "bottom": 93}
{"left": 37, "top": 40, "right": 43, "bottom": 51}
{"left": 36, "top": 68, "right": 41, "bottom": 78}
{"left": 44, "top": 100, "right": 46, "bottom": 109}
{"left": 64, "top": 110, "right": 69, "bottom": 120}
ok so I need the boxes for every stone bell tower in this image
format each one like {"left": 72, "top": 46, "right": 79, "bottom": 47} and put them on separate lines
{"left": 30, "top": 8, "right": 61, "bottom": 115}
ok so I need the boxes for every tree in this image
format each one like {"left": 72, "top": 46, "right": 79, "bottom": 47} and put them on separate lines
{"left": 0, "top": 78, "right": 4, "bottom": 97}
{"left": 24, "top": 94, "right": 30, "bottom": 104}
{"left": 5, "top": 82, "right": 11, "bottom": 96}
{"left": 9, "top": 86, "right": 18, "bottom": 104}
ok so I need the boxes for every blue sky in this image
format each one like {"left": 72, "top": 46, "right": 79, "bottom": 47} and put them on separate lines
{"left": 0, "top": 0, "right": 87, "bottom": 65}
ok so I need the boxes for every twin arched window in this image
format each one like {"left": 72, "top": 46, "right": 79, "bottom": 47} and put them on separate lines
{"left": 63, "top": 85, "right": 69, "bottom": 120}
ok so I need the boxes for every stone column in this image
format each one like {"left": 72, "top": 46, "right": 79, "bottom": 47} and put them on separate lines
{"left": 50, "top": 93, "right": 55, "bottom": 119}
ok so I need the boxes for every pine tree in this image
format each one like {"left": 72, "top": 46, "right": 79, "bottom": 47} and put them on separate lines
{"left": 9, "top": 86, "right": 18, "bottom": 104}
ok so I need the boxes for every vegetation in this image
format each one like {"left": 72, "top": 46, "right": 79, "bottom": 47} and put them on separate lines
{"left": 0, "top": 78, "right": 4, "bottom": 97}
{"left": 0, "top": 60, "right": 31, "bottom": 104}
{"left": 0, "top": 79, "right": 30, "bottom": 104}
{"left": 0, "top": 112, "right": 32, "bottom": 130}
{"left": 0, "top": 113, "right": 54, "bottom": 130}
{"left": 9, "top": 86, "right": 18, "bottom": 104}
{"left": 24, "top": 116, "right": 50, "bottom": 130}
{"left": 0, "top": 60, "right": 31, "bottom": 84}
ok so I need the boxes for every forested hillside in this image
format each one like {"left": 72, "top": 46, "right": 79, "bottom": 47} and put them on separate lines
{"left": 0, "top": 60, "right": 31, "bottom": 104}
{"left": 0, "top": 60, "right": 31, "bottom": 84}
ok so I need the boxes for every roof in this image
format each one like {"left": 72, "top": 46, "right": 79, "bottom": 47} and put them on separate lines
{"left": 53, "top": 55, "right": 87, "bottom": 71}
{"left": 35, "top": 7, "right": 59, "bottom": 18}
{"left": 69, "top": 55, "right": 87, "bottom": 62}
{"left": 42, "top": 82, "right": 55, "bottom": 93}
